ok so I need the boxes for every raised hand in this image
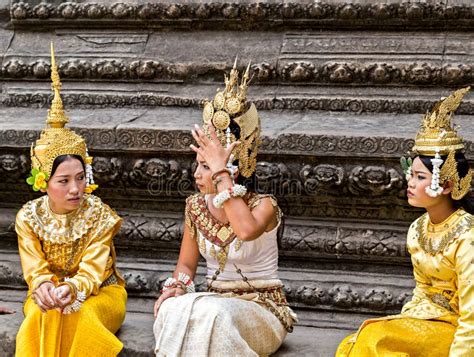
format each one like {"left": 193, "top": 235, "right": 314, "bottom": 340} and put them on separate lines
{"left": 190, "top": 124, "right": 240, "bottom": 173}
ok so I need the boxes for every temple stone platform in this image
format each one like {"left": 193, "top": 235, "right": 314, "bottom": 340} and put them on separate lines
{"left": 0, "top": 290, "right": 355, "bottom": 356}
{"left": 0, "top": 0, "right": 473, "bottom": 355}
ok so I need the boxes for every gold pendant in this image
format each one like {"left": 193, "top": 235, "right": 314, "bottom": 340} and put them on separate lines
{"left": 216, "top": 226, "right": 232, "bottom": 243}
{"left": 234, "top": 239, "right": 243, "bottom": 252}
{"left": 199, "top": 237, "right": 206, "bottom": 254}
{"left": 210, "top": 245, "right": 217, "bottom": 258}
{"left": 217, "top": 247, "right": 228, "bottom": 271}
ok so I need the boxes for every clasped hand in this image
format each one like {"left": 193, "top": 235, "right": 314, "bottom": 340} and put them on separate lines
{"left": 33, "top": 282, "right": 73, "bottom": 313}
{"left": 190, "top": 124, "right": 240, "bottom": 173}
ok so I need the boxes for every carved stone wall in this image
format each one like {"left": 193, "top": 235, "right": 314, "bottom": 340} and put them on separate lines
{"left": 10, "top": 1, "right": 474, "bottom": 31}
{"left": 0, "top": 0, "right": 473, "bottom": 327}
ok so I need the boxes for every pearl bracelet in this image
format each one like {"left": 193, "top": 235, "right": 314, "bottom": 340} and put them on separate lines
{"left": 213, "top": 184, "right": 247, "bottom": 208}
{"left": 62, "top": 290, "right": 86, "bottom": 314}
{"left": 162, "top": 272, "right": 195, "bottom": 294}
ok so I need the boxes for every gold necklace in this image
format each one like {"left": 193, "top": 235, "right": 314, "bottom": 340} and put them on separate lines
{"left": 416, "top": 211, "right": 472, "bottom": 255}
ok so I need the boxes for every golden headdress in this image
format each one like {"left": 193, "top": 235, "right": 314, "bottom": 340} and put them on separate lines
{"left": 27, "top": 43, "right": 97, "bottom": 193}
{"left": 202, "top": 59, "right": 261, "bottom": 177}
{"left": 409, "top": 86, "right": 472, "bottom": 200}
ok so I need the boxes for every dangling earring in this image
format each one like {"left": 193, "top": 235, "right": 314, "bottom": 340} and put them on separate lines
{"left": 425, "top": 149, "right": 443, "bottom": 197}
{"left": 84, "top": 150, "right": 98, "bottom": 194}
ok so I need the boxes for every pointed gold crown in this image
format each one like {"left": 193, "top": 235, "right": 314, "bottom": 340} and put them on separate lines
{"left": 202, "top": 58, "right": 261, "bottom": 177}
{"left": 412, "top": 87, "right": 470, "bottom": 156}
{"left": 411, "top": 86, "right": 472, "bottom": 200}
{"left": 30, "top": 43, "right": 88, "bottom": 178}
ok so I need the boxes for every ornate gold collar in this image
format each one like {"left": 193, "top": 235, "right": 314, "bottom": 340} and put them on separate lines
{"left": 24, "top": 194, "right": 103, "bottom": 244}
{"left": 416, "top": 209, "right": 472, "bottom": 255}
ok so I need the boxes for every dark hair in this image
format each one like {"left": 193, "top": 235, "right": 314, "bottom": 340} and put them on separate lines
{"left": 50, "top": 155, "right": 85, "bottom": 177}
{"left": 419, "top": 153, "right": 474, "bottom": 214}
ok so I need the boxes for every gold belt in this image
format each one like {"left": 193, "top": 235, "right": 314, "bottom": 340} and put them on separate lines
{"left": 430, "top": 291, "right": 455, "bottom": 313}
{"left": 101, "top": 274, "right": 119, "bottom": 288}
{"left": 207, "top": 285, "right": 288, "bottom": 306}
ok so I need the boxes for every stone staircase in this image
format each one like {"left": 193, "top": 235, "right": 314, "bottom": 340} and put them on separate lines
{"left": 1, "top": 0, "right": 474, "bottom": 355}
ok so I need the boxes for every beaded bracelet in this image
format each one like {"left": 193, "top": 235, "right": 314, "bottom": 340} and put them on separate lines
{"left": 61, "top": 278, "right": 86, "bottom": 314}
{"left": 56, "top": 281, "right": 77, "bottom": 303}
{"left": 62, "top": 290, "right": 86, "bottom": 314}
{"left": 213, "top": 184, "right": 247, "bottom": 208}
{"left": 162, "top": 272, "right": 195, "bottom": 294}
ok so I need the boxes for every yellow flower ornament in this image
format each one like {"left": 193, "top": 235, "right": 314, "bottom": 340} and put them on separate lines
{"left": 84, "top": 184, "right": 98, "bottom": 194}
{"left": 26, "top": 168, "right": 49, "bottom": 191}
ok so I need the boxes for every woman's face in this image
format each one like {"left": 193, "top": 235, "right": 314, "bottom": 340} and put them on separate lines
{"left": 46, "top": 157, "right": 86, "bottom": 214}
{"left": 407, "top": 157, "right": 447, "bottom": 209}
{"left": 193, "top": 153, "right": 215, "bottom": 194}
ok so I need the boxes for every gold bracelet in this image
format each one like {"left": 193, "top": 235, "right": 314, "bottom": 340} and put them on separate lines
{"left": 211, "top": 168, "right": 232, "bottom": 182}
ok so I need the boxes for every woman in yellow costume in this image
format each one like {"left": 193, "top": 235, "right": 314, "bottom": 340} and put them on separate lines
{"left": 15, "top": 44, "right": 127, "bottom": 357}
{"left": 336, "top": 86, "right": 474, "bottom": 356}
{"left": 152, "top": 61, "right": 297, "bottom": 356}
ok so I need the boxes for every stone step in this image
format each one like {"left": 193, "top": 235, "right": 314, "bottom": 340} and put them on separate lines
{"left": 1, "top": 81, "right": 474, "bottom": 115}
{"left": 0, "top": 248, "right": 413, "bottom": 318}
{"left": 0, "top": 288, "right": 356, "bottom": 357}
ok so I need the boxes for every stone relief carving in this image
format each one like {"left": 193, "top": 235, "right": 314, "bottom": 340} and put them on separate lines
{"left": 0, "top": 150, "right": 440, "bottom": 221}
{"left": 292, "top": 282, "right": 412, "bottom": 312}
{"left": 299, "top": 164, "right": 344, "bottom": 195}
{"left": 127, "top": 158, "right": 182, "bottom": 190}
{"left": 0, "top": 256, "right": 415, "bottom": 312}
{"left": 0, "top": 152, "right": 449, "bottom": 206}
{"left": 11, "top": 2, "right": 474, "bottom": 27}
{"left": 280, "top": 224, "right": 407, "bottom": 258}
{"left": 0, "top": 264, "right": 23, "bottom": 285}
{"left": 0, "top": 154, "right": 29, "bottom": 182}
{"left": 129, "top": 60, "right": 163, "bottom": 80}
{"left": 348, "top": 166, "right": 403, "bottom": 196}
{"left": 1, "top": 58, "right": 472, "bottom": 87}
{"left": 123, "top": 272, "right": 150, "bottom": 292}
{"left": 2, "top": 92, "right": 472, "bottom": 116}
{"left": 281, "top": 62, "right": 315, "bottom": 82}
{"left": 254, "top": 161, "right": 291, "bottom": 194}
{"left": 251, "top": 63, "right": 275, "bottom": 82}
{"left": 92, "top": 157, "right": 122, "bottom": 185}
{"left": 119, "top": 215, "right": 182, "bottom": 244}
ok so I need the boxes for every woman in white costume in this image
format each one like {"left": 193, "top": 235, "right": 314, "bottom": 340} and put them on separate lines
{"left": 153, "top": 62, "right": 296, "bottom": 357}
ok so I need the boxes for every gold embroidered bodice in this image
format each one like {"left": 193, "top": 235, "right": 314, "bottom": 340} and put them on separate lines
{"left": 16, "top": 194, "right": 124, "bottom": 297}
{"left": 401, "top": 209, "right": 474, "bottom": 355}
{"left": 185, "top": 193, "right": 281, "bottom": 272}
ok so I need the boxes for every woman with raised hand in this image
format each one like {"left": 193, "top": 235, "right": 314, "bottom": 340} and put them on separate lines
{"left": 15, "top": 45, "right": 126, "bottom": 356}
{"left": 153, "top": 61, "right": 296, "bottom": 356}
{"left": 336, "top": 87, "right": 474, "bottom": 356}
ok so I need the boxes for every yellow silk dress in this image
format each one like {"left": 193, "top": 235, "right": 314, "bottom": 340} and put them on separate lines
{"left": 336, "top": 208, "right": 474, "bottom": 357}
{"left": 15, "top": 194, "right": 127, "bottom": 357}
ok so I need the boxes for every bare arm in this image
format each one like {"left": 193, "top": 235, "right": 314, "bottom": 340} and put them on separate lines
{"left": 154, "top": 224, "right": 200, "bottom": 317}
{"left": 173, "top": 223, "right": 201, "bottom": 280}
{"left": 217, "top": 174, "right": 278, "bottom": 241}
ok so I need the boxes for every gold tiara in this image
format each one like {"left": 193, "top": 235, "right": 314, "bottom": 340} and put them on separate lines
{"left": 412, "top": 87, "right": 470, "bottom": 156}
{"left": 202, "top": 59, "right": 261, "bottom": 178}
{"left": 28, "top": 43, "right": 96, "bottom": 193}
